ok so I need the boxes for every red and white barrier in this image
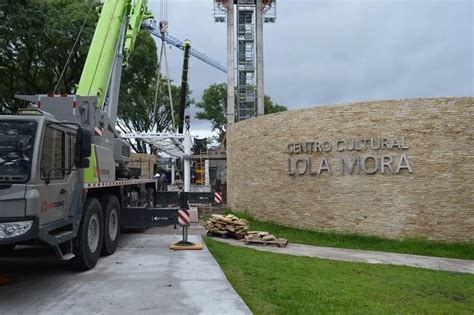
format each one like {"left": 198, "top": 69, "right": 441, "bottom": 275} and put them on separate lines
{"left": 214, "top": 192, "right": 223, "bottom": 204}
{"left": 178, "top": 209, "right": 191, "bottom": 226}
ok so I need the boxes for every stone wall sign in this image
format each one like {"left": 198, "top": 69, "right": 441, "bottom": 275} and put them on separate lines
{"left": 287, "top": 136, "right": 413, "bottom": 176}
{"left": 227, "top": 97, "right": 473, "bottom": 242}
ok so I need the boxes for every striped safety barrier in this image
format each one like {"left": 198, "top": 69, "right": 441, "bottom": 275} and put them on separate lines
{"left": 214, "top": 192, "right": 223, "bottom": 205}
{"left": 178, "top": 209, "right": 191, "bottom": 226}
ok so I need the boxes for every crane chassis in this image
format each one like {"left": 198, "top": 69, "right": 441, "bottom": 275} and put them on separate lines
{"left": 0, "top": 0, "right": 214, "bottom": 270}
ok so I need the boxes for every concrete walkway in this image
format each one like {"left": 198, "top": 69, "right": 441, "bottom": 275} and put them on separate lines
{"left": 0, "top": 226, "right": 251, "bottom": 315}
{"left": 211, "top": 237, "right": 474, "bottom": 274}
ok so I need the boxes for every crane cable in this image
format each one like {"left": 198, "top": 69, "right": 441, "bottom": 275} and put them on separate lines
{"left": 153, "top": 34, "right": 176, "bottom": 132}
{"left": 154, "top": 0, "right": 175, "bottom": 131}
{"left": 152, "top": 38, "right": 165, "bottom": 131}
{"left": 160, "top": 0, "right": 168, "bottom": 22}
{"left": 53, "top": 0, "right": 95, "bottom": 94}
{"left": 162, "top": 39, "right": 176, "bottom": 131}
{"left": 157, "top": 0, "right": 182, "bottom": 183}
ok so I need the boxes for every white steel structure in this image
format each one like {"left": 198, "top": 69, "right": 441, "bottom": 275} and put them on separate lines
{"left": 121, "top": 132, "right": 191, "bottom": 158}
{"left": 121, "top": 132, "right": 194, "bottom": 191}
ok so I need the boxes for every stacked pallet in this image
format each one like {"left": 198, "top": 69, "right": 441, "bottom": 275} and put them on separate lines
{"left": 244, "top": 231, "right": 288, "bottom": 247}
{"left": 129, "top": 153, "right": 157, "bottom": 179}
{"left": 205, "top": 214, "right": 249, "bottom": 239}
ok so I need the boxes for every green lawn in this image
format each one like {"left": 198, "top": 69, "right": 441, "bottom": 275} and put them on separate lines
{"left": 224, "top": 211, "right": 474, "bottom": 260}
{"left": 205, "top": 238, "right": 474, "bottom": 315}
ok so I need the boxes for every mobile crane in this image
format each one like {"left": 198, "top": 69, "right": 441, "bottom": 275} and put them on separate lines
{"left": 0, "top": 0, "right": 186, "bottom": 270}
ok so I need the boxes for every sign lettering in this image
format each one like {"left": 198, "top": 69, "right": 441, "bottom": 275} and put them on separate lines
{"left": 286, "top": 136, "right": 413, "bottom": 176}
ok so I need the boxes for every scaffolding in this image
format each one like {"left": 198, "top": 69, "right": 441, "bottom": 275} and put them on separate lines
{"left": 213, "top": 0, "right": 277, "bottom": 122}
{"left": 236, "top": 2, "right": 256, "bottom": 121}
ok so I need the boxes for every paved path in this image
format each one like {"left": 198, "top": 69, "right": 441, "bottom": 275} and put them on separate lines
{"left": 211, "top": 237, "right": 474, "bottom": 274}
{"left": 0, "top": 226, "right": 251, "bottom": 315}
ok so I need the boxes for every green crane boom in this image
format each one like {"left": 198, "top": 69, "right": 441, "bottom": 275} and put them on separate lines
{"left": 76, "top": 0, "right": 153, "bottom": 109}
{"left": 178, "top": 40, "right": 191, "bottom": 134}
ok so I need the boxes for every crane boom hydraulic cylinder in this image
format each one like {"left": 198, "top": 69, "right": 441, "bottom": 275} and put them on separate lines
{"left": 178, "top": 40, "right": 191, "bottom": 134}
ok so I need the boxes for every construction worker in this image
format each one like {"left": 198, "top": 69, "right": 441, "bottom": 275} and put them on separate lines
{"left": 160, "top": 173, "right": 168, "bottom": 191}
{"left": 154, "top": 173, "right": 161, "bottom": 191}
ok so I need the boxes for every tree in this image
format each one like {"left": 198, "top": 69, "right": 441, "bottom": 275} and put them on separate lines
{"left": 195, "top": 83, "right": 227, "bottom": 143}
{"left": 264, "top": 95, "right": 287, "bottom": 114}
{"left": 0, "top": 1, "right": 181, "bottom": 154}
{"left": 0, "top": 0, "right": 98, "bottom": 113}
{"left": 195, "top": 83, "right": 287, "bottom": 144}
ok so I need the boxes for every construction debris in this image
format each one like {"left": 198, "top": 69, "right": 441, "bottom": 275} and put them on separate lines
{"left": 205, "top": 214, "right": 249, "bottom": 239}
{"left": 205, "top": 214, "right": 288, "bottom": 247}
{"left": 244, "top": 231, "right": 288, "bottom": 247}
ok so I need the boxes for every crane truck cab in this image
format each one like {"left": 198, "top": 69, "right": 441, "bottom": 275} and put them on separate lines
{"left": 0, "top": 108, "right": 94, "bottom": 261}
{"left": 0, "top": 98, "right": 157, "bottom": 270}
{"left": 0, "top": 109, "right": 91, "bottom": 250}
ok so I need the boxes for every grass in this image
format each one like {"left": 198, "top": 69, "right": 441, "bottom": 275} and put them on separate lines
{"left": 198, "top": 210, "right": 212, "bottom": 223}
{"left": 221, "top": 210, "right": 474, "bottom": 260}
{"left": 205, "top": 237, "right": 474, "bottom": 314}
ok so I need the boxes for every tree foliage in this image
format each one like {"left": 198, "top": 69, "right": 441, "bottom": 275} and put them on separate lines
{"left": 264, "top": 95, "right": 287, "bottom": 114}
{"left": 195, "top": 83, "right": 227, "bottom": 143}
{"left": 0, "top": 0, "right": 98, "bottom": 113}
{"left": 0, "top": 1, "right": 182, "bottom": 154}
{"left": 116, "top": 30, "right": 183, "bottom": 153}
{"left": 196, "top": 83, "right": 287, "bottom": 144}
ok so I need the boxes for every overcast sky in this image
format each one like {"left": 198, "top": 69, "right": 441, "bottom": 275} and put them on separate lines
{"left": 147, "top": 0, "right": 473, "bottom": 138}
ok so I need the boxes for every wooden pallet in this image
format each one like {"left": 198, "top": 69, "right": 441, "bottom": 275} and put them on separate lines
{"left": 207, "top": 230, "right": 229, "bottom": 238}
{"left": 207, "top": 231, "right": 247, "bottom": 240}
{"left": 244, "top": 238, "right": 288, "bottom": 248}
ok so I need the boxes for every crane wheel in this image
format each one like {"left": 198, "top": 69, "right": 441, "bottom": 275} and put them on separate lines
{"left": 73, "top": 198, "right": 104, "bottom": 270}
{"left": 100, "top": 195, "right": 121, "bottom": 256}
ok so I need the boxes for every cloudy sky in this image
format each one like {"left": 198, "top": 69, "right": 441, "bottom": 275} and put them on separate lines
{"left": 147, "top": 0, "right": 473, "bottom": 138}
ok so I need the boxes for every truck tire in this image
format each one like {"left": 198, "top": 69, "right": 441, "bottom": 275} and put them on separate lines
{"left": 100, "top": 195, "right": 121, "bottom": 256}
{"left": 0, "top": 244, "right": 15, "bottom": 256}
{"left": 73, "top": 197, "right": 103, "bottom": 270}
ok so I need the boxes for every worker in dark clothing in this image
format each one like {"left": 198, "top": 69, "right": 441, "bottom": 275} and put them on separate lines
{"left": 160, "top": 173, "right": 168, "bottom": 191}
{"left": 153, "top": 173, "right": 161, "bottom": 191}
